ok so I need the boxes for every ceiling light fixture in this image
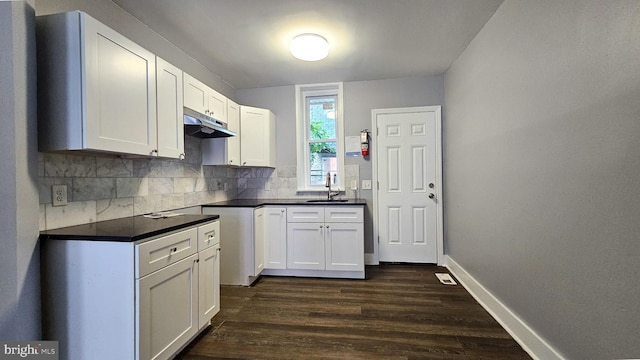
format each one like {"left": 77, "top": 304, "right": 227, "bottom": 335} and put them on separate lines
{"left": 290, "top": 33, "right": 329, "bottom": 61}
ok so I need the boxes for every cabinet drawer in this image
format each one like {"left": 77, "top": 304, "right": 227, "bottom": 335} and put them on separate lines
{"left": 198, "top": 221, "right": 220, "bottom": 250}
{"left": 136, "top": 228, "right": 198, "bottom": 278}
{"left": 287, "top": 207, "right": 324, "bottom": 222}
{"left": 325, "top": 207, "right": 363, "bottom": 223}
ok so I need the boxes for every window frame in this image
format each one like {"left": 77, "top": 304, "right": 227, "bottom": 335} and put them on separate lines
{"left": 295, "top": 82, "right": 345, "bottom": 192}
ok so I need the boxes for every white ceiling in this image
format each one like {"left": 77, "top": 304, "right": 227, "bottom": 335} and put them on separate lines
{"left": 112, "top": 0, "right": 504, "bottom": 90}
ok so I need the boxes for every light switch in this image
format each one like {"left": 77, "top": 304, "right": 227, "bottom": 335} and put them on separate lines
{"left": 362, "top": 180, "right": 372, "bottom": 190}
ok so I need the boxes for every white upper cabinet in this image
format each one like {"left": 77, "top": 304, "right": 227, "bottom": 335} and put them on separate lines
{"left": 183, "top": 73, "right": 208, "bottom": 114}
{"left": 37, "top": 11, "right": 159, "bottom": 156}
{"left": 201, "top": 99, "right": 241, "bottom": 166}
{"left": 226, "top": 100, "right": 241, "bottom": 165}
{"left": 240, "top": 106, "right": 276, "bottom": 167}
{"left": 156, "top": 57, "right": 185, "bottom": 159}
{"left": 183, "top": 73, "right": 227, "bottom": 122}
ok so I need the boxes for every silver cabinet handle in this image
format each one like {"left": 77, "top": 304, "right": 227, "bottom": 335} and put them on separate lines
{"left": 428, "top": 193, "right": 435, "bottom": 199}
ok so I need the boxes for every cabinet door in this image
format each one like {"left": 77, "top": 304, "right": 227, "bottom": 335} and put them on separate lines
{"left": 264, "top": 207, "right": 287, "bottom": 270}
{"left": 226, "top": 100, "right": 241, "bottom": 165}
{"left": 325, "top": 222, "right": 364, "bottom": 271}
{"left": 287, "top": 223, "right": 325, "bottom": 270}
{"left": 198, "top": 245, "right": 220, "bottom": 329}
{"left": 207, "top": 87, "right": 227, "bottom": 122}
{"left": 137, "top": 254, "right": 198, "bottom": 360}
{"left": 83, "top": 14, "right": 157, "bottom": 156}
{"left": 183, "top": 73, "right": 208, "bottom": 114}
{"left": 240, "top": 106, "right": 275, "bottom": 167}
{"left": 254, "top": 208, "right": 265, "bottom": 275}
{"left": 156, "top": 57, "right": 184, "bottom": 159}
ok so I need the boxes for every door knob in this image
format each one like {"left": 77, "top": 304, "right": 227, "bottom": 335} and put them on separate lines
{"left": 428, "top": 193, "right": 435, "bottom": 199}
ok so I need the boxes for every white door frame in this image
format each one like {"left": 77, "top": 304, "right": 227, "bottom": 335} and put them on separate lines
{"left": 370, "top": 106, "right": 444, "bottom": 266}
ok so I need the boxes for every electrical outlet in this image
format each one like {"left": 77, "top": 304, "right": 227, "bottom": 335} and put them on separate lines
{"left": 362, "top": 180, "right": 372, "bottom": 190}
{"left": 52, "top": 185, "right": 68, "bottom": 206}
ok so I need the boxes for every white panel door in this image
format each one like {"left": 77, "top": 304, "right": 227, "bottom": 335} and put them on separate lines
{"left": 156, "top": 57, "right": 184, "bottom": 159}
{"left": 137, "top": 254, "right": 198, "bottom": 360}
{"left": 287, "top": 223, "right": 325, "bottom": 270}
{"left": 375, "top": 108, "right": 439, "bottom": 263}
{"left": 83, "top": 14, "right": 157, "bottom": 156}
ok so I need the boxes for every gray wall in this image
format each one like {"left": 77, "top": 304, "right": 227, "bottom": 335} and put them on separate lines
{"left": 35, "top": 0, "right": 235, "bottom": 99}
{"left": 0, "top": 0, "right": 41, "bottom": 340}
{"left": 238, "top": 76, "right": 444, "bottom": 254}
{"left": 444, "top": 1, "right": 640, "bottom": 358}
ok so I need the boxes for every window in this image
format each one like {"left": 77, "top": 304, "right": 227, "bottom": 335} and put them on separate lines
{"left": 295, "top": 83, "right": 344, "bottom": 191}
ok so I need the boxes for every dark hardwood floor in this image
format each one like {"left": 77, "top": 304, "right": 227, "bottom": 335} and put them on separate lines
{"left": 176, "top": 264, "right": 531, "bottom": 360}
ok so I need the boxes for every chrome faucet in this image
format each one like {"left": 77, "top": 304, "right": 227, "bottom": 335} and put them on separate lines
{"left": 325, "top": 172, "right": 340, "bottom": 200}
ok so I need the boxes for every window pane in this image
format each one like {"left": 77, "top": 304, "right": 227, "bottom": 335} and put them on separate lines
{"left": 309, "top": 142, "right": 337, "bottom": 186}
{"left": 308, "top": 96, "right": 336, "bottom": 140}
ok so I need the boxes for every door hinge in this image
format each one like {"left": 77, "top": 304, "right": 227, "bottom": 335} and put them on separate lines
{"left": 377, "top": 181, "right": 379, "bottom": 190}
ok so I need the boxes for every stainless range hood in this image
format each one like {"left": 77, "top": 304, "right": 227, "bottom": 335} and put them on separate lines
{"left": 183, "top": 107, "right": 237, "bottom": 138}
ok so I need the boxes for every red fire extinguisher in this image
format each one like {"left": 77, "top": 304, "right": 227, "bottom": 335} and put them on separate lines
{"left": 360, "top": 129, "right": 370, "bottom": 157}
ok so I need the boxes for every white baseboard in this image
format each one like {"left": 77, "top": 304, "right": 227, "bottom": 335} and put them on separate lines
{"left": 365, "top": 253, "right": 378, "bottom": 265}
{"left": 445, "top": 256, "right": 565, "bottom": 360}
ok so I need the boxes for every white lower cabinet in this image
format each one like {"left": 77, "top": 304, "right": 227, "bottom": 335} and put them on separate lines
{"left": 287, "top": 223, "right": 325, "bottom": 270}
{"left": 202, "top": 207, "right": 259, "bottom": 286}
{"left": 197, "top": 221, "right": 221, "bottom": 328}
{"left": 324, "top": 223, "right": 364, "bottom": 271}
{"left": 262, "top": 207, "right": 287, "bottom": 270}
{"left": 254, "top": 208, "right": 266, "bottom": 275}
{"left": 41, "top": 220, "right": 220, "bottom": 360}
{"left": 198, "top": 243, "right": 221, "bottom": 328}
{"left": 286, "top": 207, "right": 364, "bottom": 272}
{"left": 137, "top": 254, "right": 199, "bottom": 360}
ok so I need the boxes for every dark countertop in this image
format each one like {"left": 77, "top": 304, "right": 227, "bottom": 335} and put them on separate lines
{"left": 40, "top": 214, "right": 219, "bottom": 242}
{"left": 201, "top": 198, "right": 367, "bottom": 208}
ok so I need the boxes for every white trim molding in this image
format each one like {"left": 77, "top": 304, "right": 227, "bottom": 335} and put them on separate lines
{"left": 446, "top": 256, "right": 566, "bottom": 360}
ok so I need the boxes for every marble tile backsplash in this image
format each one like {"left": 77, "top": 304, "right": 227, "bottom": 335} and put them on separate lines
{"left": 39, "top": 136, "right": 237, "bottom": 230}
{"left": 39, "top": 136, "right": 361, "bottom": 230}
{"left": 236, "top": 164, "right": 360, "bottom": 200}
